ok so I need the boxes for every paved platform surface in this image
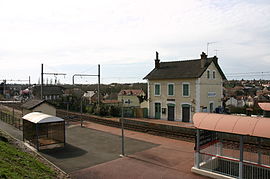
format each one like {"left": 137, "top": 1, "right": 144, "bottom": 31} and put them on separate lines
{"left": 70, "top": 122, "right": 207, "bottom": 179}
{"left": 0, "top": 119, "right": 207, "bottom": 179}
{"left": 41, "top": 126, "right": 158, "bottom": 173}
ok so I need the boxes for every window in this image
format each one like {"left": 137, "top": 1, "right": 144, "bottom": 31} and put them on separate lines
{"left": 213, "top": 71, "right": 216, "bottom": 79}
{"left": 154, "top": 84, "right": 161, "bottom": 96}
{"left": 168, "top": 83, "right": 174, "bottom": 96}
{"left": 182, "top": 83, "right": 189, "bottom": 97}
{"left": 207, "top": 70, "right": 210, "bottom": 79}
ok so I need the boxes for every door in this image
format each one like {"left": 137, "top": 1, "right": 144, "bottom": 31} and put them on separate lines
{"left": 154, "top": 103, "right": 161, "bottom": 119}
{"left": 209, "top": 102, "right": 214, "bottom": 113}
{"left": 182, "top": 105, "right": 190, "bottom": 122}
{"left": 167, "top": 105, "right": 175, "bottom": 121}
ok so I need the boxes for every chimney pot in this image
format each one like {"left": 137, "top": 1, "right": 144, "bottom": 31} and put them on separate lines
{"left": 155, "top": 51, "right": 160, "bottom": 69}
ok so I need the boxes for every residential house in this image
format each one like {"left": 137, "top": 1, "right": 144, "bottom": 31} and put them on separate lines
{"left": 82, "top": 91, "right": 96, "bottom": 103}
{"left": 225, "top": 96, "right": 245, "bottom": 108}
{"left": 32, "top": 85, "right": 64, "bottom": 100}
{"left": 143, "top": 52, "right": 226, "bottom": 122}
{"left": 21, "top": 99, "right": 56, "bottom": 116}
{"left": 118, "top": 89, "right": 146, "bottom": 107}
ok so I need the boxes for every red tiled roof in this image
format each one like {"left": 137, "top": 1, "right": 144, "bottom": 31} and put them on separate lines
{"left": 258, "top": 103, "right": 270, "bottom": 111}
{"left": 119, "top": 89, "right": 144, "bottom": 96}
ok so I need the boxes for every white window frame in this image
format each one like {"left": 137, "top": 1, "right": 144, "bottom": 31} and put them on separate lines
{"left": 167, "top": 83, "right": 175, "bottom": 96}
{"left": 182, "top": 82, "right": 190, "bottom": 97}
{"left": 154, "top": 83, "right": 161, "bottom": 96}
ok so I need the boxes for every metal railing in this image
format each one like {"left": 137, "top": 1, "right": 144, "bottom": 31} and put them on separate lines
{"left": 0, "top": 111, "right": 22, "bottom": 130}
{"left": 198, "top": 141, "right": 270, "bottom": 179}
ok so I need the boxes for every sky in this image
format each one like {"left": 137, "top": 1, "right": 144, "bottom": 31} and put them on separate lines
{"left": 1, "top": 0, "right": 270, "bottom": 84}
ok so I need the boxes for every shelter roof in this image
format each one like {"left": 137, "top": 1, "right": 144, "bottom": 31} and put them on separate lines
{"left": 22, "top": 112, "right": 64, "bottom": 124}
{"left": 193, "top": 112, "right": 270, "bottom": 139}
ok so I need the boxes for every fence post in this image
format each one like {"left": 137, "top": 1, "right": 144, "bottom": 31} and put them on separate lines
{"left": 12, "top": 108, "right": 15, "bottom": 125}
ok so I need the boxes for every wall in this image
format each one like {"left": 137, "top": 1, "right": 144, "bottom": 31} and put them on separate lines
{"left": 148, "top": 78, "right": 197, "bottom": 122}
{"left": 199, "top": 62, "right": 223, "bottom": 112}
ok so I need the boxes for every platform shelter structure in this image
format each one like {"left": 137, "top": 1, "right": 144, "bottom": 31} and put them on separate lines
{"left": 23, "top": 112, "right": 65, "bottom": 150}
{"left": 192, "top": 113, "right": 270, "bottom": 179}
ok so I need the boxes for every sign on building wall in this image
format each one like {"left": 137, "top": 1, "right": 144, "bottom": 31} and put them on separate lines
{"left": 208, "top": 92, "right": 216, "bottom": 97}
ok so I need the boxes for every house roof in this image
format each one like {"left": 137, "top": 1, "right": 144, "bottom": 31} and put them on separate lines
{"left": 32, "top": 85, "right": 64, "bottom": 96}
{"left": 83, "top": 91, "right": 96, "bottom": 98}
{"left": 193, "top": 112, "right": 270, "bottom": 139}
{"left": 22, "top": 112, "right": 64, "bottom": 124}
{"left": 118, "top": 89, "right": 145, "bottom": 96}
{"left": 258, "top": 103, "right": 270, "bottom": 111}
{"left": 143, "top": 56, "right": 226, "bottom": 80}
{"left": 102, "top": 100, "right": 121, "bottom": 104}
{"left": 21, "top": 99, "right": 48, "bottom": 110}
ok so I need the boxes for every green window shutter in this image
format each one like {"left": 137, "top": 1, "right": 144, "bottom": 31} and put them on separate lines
{"left": 168, "top": 84, "right": 174, "bottom": 95}
{"left": 155, "top": 84, "right": 160, "bottom": 95}
{"left": 183, "top": 84, "right": 189, "bottom": 96}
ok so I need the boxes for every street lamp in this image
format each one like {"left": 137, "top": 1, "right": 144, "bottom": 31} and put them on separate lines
{"left": 120, "top": 97, "right": 125, "bottom": 157}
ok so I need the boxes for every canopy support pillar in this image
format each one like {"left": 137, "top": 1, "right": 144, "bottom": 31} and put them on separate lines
{"left": 195, "top": 129, "right": 200, "bottom": 168}
{"left": 239, "top": 135, "right": 244, "bottom": 179}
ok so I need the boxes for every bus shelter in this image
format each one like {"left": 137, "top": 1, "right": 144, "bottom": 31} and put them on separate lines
{"left": 23, "top": 112, "right": 65, "bottom": 150}
{"left": 192, "top": 113, "right": 270, "bottom": 179}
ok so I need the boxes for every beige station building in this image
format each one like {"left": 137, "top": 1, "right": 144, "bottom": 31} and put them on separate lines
{"left": 144, "top": 52, "right": 226, "bottom": 122}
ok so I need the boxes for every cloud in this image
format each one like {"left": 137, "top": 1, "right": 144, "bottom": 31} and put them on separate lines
{"left": 0, "top": 0, "right": 270, "bottom": 83}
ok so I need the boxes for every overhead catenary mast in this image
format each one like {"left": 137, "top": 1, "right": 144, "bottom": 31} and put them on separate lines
{"left": 41, "top": 63, "right": 66, "bottom": 100}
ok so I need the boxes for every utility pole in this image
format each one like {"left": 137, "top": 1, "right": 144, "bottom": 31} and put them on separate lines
{"left": 206, "top": 42, "right": 217, "bottom": 55}
{"left": 41, "top": 64, "right": 43, "bottom": 100}
{"left": 80, "top": 100, "right": 83, "bottom": 127}
{"left": 98, "top": 64, "right": 100, "bottom": 113}
{"left": 3, "top": 80, "right": 6, "bottom": 98}
{"left": 40, "top": 63, "right": 66, "bottom": 100}
{"left": 28, "top": 76, "right": 31, "bottom": 86}
{"left": 120, "top": 96, "right": 125, "bottom": 157}
{"left": 214, "top": 49, "right": 219, "bottom": 56}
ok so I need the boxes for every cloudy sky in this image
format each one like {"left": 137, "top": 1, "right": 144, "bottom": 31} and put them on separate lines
{"left": 1, "top": 0, "right": 270, "bottom": 84}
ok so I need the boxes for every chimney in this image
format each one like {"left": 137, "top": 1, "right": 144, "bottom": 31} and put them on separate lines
{"left": 200, "top": 52, "right": 207, "bottom": 68}
{"left": 155, "top": 51, "right": 160, "bottom": 69}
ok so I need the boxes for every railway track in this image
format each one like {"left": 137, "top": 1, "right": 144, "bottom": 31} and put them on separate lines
{"left": 56, "top": 109, "right": 195, "bottom": 142}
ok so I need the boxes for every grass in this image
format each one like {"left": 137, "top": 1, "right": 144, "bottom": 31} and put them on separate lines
{"left": 0, "top": 141, "right": 57, "bottom": 179}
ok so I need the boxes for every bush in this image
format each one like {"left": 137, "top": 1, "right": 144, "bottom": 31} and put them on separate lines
{"left": 109, "top": 106, "right": 121, "bottom": 117}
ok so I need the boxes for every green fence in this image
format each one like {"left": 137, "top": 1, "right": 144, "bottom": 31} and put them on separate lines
{"left": 0, "top": 111, "right": 22, "bottom": 130}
